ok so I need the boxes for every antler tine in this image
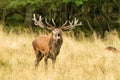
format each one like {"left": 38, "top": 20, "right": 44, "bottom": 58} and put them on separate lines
{"left": 32, "top": 14, "right": 37, "bottom": 25}
{"left": 74, "top": 18, "right": 78, "bottom": 24}
{"left": 68, "top": 21, "right": 75, "bottom": 29}
{"left": 79, "top": 21, "right": 82, "bottom": 25}
{"left": 39, "top": 15, "right": 43, "bottom": 22}
{"left": 75, "top": 18, "right": 82, "bottom": 25}
{"left": 32, "top": 14, "right": 35, "bottom": 21}
{"left": 61, "top": 20, "right": 68, "bottom": 27}
{"left": 52, "top": 18, "right": 56, "bottom": 26}
{"left": 45, "top": 18, "right": 54, "bottom": 27}
{"left": 69, "top": 20, "right": 74, "bottom": 25}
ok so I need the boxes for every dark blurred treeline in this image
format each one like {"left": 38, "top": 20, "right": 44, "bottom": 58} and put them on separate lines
{"left": 0, "top": 0, "right": 120, "bottom": 37}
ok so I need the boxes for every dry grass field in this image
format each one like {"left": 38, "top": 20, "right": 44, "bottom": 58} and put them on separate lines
{"left": 0, "top": 25, "right": 120, "bottom": 80}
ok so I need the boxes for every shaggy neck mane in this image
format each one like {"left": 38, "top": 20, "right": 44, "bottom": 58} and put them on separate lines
{"left": 49, "top": 35, "right": 63, "bottom": 55}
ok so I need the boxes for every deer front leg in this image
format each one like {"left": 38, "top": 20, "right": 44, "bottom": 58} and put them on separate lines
{"left": 52, "top": 57, "right": 56, "bottom": 69}
{"left": 44, "top": 56, "right": 48, "bottom": 70}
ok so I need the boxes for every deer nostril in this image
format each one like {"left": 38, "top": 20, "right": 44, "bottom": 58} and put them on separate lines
{"left": 58, "top": 34, "right": 60, "bottom": 37}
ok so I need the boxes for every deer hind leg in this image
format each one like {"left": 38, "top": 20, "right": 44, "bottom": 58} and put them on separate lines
{"left": 35, "top": 51, "right": 44, "bottom": 69}
{"left": 44, "top": 55, "right": 48, "bottom": 70}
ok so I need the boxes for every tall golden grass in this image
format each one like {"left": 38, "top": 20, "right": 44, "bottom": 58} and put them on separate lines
{"left": 0, "top": 25, "right": 120, "bottom": 80}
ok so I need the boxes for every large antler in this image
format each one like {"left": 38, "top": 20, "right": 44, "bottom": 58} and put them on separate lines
{"left": 61, "top": 18, "right": 82, "bottom": 30}
{"left": 32, "top": 14, "right": 54, "bottom": 30}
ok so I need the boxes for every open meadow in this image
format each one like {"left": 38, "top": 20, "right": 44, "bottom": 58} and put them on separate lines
{"left": 0, "top": 25, "right": 120, "bottom": 80}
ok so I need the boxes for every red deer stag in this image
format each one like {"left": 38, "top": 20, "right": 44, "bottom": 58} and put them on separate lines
{"left": 32, "top": 14, "right": 82, "bottom": 69}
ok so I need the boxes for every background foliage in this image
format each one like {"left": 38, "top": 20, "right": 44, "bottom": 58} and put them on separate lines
{"left": 0, "top": 0, "right": 120, "bottom": 37}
